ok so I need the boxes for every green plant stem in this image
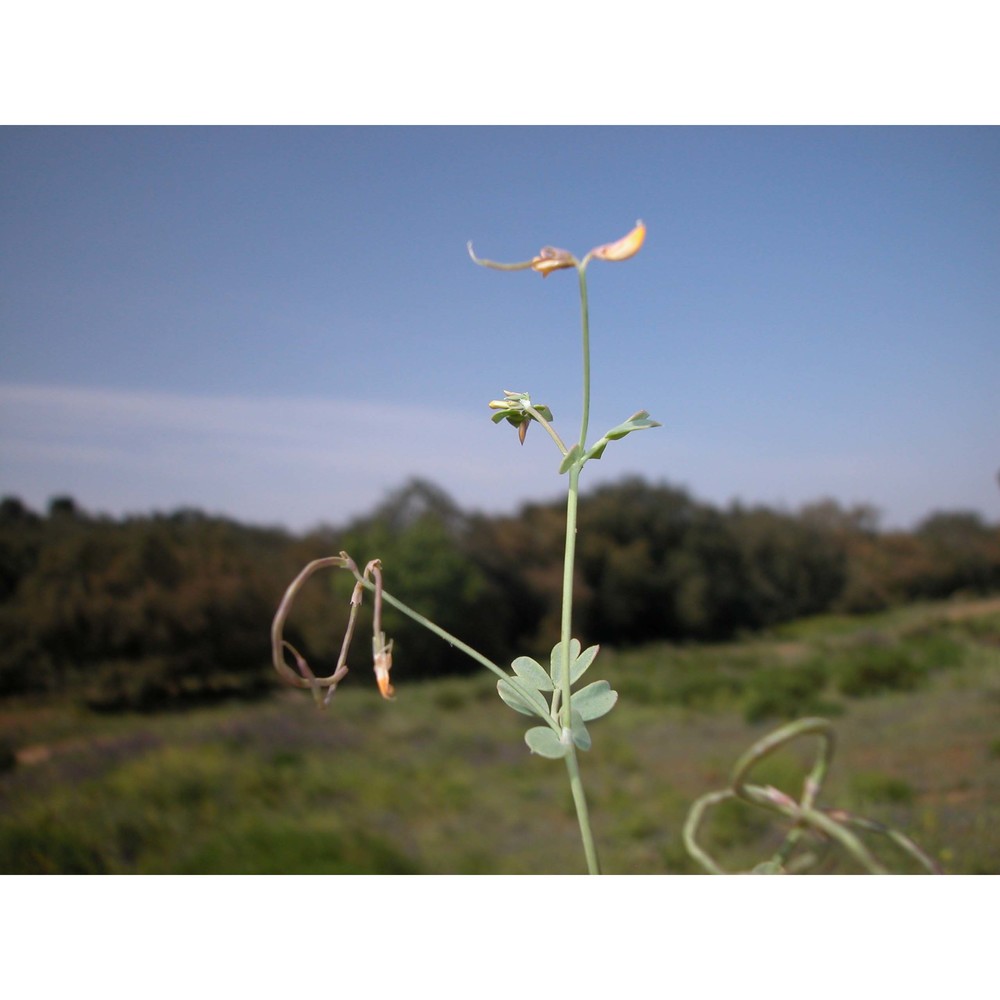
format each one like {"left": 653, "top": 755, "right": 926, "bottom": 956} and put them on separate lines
{"left": 558, "top": 266, "right": 593, "bottom": 706}
{"left": 557, "top": 462, "right": 599, "bottom": 874}
{"left": 576, "top": 266, "right": 592, "bottom": 453}
{"left": 351, "top": 568, "right": 564, "bottom": 739}
{"left": 564, "top": 737, "right": 601, "bottom": 875}
{"left": 352, "top": 571, "right": 505, "bottom": 682}
{"left": 553, "top": 264, "right": 601, "bottom": 874}
{"left": 522, "top": 403, "right": 569, "bottom": 455}
{"left": 558, "top": 463, "right": 581, "bottom": 724}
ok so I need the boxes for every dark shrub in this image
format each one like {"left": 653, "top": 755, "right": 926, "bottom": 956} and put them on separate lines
{"left": 743, "top": 660, "right": 830, "bottom": 723}
{"left": 0, "top": 738, "right": 16, "bottom": 773}
{"left": 835, "top": 646, "right": 926, "bottom": 697}
{"left": 850, "top": 771, "right": 915, "bottom": 805}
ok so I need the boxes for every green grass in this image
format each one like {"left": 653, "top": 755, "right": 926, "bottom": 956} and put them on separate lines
{"left": 1, "top": 595, "right": 998, "bottom": 874}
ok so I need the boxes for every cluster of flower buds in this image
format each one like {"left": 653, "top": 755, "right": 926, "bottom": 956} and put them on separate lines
{"left": 487, "top": 390, "right": 554, "bottom": 445}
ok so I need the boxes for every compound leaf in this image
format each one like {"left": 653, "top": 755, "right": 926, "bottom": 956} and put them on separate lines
{"left": 571, "top": 679, "right": 618, "bottom": 721}
{"left": 497, "top": 678, "right": 549, "bottom": 719}
{"left": 511, "top": 655, "right": 554, "bottom": 692}
{"left": 550, "top": 638, "right": 582, "bottom": 686}
{"left": 604, "top": 410, "right": 661, "bottom": 440}
{"left": 525, "top": 727, "right": 568, "bottom": 759}
{"left": 572, "top": 644, "right": 600, "bottom": 684}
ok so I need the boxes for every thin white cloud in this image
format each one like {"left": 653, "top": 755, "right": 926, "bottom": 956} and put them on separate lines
{"left": 2, "top": 383, "right": 995, "bottom": 531}
{"left": 0, "top": 383, "right": 557, "bottom": 528}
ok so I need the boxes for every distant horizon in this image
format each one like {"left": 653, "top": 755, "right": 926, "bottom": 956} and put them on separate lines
{"left": 4, "top": 386, "right": 995, "bottom": 537}
{"left": 7, "top": 483, "right": 996, "bottom": 536}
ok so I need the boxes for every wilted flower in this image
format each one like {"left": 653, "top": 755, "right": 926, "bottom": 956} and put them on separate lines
{"left": 530, "top": 246, "right": 576, "bottom": 277}
{"left": 468, "top": 221, "right": 645, "bottom": 276}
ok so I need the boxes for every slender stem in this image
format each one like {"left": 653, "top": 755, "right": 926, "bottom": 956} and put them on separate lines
{"left": 351, "top": 571, "right": 506, "bottom": 682}
{"left": 576, "top": 266, "right": 592, "bottom": 451}
{"left": 559, "top": 265, "right": 593, "bottom": 712}
{"left": 522, "top": 403, "right": 569, "bottom": 455}
{"left": 564, "top": 740, "right": 601, "bottom": 875}
{"left": 553, "top": 263, "right": 601, "bottom": 874}
{"left": 558, "top": 463, "right": 581, "bottom": 724}
{"left": 558, "top": 463, "right": 599, "bottom": 873}
{"left": 352, "top": 570, "right": 562, "bottom": 736}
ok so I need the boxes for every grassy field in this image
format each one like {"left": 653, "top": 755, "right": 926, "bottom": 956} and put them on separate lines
{"left": 1, "top": 595, "right": 998, "bottom": 874}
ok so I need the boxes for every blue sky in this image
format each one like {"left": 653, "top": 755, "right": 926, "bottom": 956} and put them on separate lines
{"left": 2, "top": 126, "right": 998, "bottom": 530}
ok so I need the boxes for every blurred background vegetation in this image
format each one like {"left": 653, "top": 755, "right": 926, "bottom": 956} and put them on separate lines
{"left": 2, "top": 477, "right": 998, "bottom": 710}
{"left": 1, "top": 476, "right": 998, "bottom": 873}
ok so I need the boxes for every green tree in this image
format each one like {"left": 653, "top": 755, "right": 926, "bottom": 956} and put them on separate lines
{"left": 332, "top": 480, "right": 511, "bottom": 677}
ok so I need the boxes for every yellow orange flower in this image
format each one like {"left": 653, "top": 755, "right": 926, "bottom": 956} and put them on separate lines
{"left": 373, "top": 641, "right": 394, "bottom": 699}
{"left": 588, "top": 220, "right": 646, "bottom": 262}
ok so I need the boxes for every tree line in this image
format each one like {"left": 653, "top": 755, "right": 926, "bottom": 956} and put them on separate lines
{"left": 1, "top": 479, "right": 998, "bottom": 710}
